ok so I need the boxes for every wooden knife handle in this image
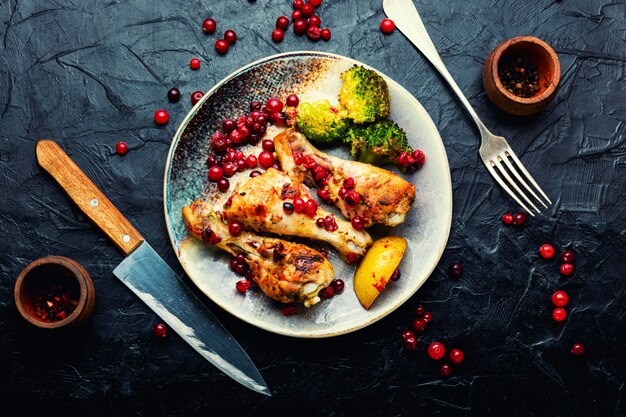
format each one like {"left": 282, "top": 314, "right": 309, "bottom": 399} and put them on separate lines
{"left": 36, "top": 139, "right": 144, "bottom": 256}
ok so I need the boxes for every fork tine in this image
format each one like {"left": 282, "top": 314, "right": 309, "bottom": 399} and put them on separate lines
{"left": 484, "top": 160, "right": 535, "bottom": 216}
{"left": 505, "top": 149, "right": 552, "bottom": 205}
{"left": 493, "top": 156, "right": 540, "bottom": 214}
{"left": 501, "top": 154, "right": 548, "bottom": 209}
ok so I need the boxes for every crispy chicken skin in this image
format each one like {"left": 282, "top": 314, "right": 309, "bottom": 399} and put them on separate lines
{"left": 273, "top": 129, "right": 416, "bottom": 228}
{"left": 222, "top": 168, "right": 372, "bottom": 262}
{"left": 183, "top": 200, "right": 334, "bottom": 307}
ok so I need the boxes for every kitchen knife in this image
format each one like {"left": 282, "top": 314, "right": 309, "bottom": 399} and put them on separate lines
{"left": 35, "top": 139, "right": 271, "bottom": 396}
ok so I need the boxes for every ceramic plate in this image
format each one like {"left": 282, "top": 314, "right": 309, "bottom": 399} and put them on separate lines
{"left": 164, "top": 51, "right": 452, "bottom": 338}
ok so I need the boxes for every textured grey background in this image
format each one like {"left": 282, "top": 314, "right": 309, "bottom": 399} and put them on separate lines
{"left": 1, "top": 0, "right": 625, "bottom": 416}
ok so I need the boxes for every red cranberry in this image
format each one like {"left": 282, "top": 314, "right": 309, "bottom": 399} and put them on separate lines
{"left": 293, "top": 19, "right": 308, "bottom": 35}
{"left": 331, "top": 279, "right": 344, "bottom": 294}
{"left": 351, "top": 216, "right": 365, "bottom": 230}
{"left": 301, "top": 3, "right": 314, "bottom": 17}
{"left": 315, "top": 217, "right": 326, "bottom": 228}
{"left": 551, "top": 290, "right": 569, "bottom": 307}
{"left": 502, "top": 213, "right": 513, "bottom": 224}
{"left": 293, "top": 197, "right": 305, "bottom": 214}
{"left": 308, "top": 15, "right": 321, "bottom": 27}
{"left": 228, "top": 221, "right": 243, "bottom": 237}
{"left": 223, "top": 162, "right": 237, "bottom": 177}
{"left": 449, "top": 349, "right": 464, "bottom": 364}
{"left": 281, "top": 305, "right": 298, "bottom": 316}
{"left": 303, "top": 155, "right": 316, "bottom": 169}
{"left": 324, "top": 215, "right": 337, "bottom": 232}
{"left": 262, "top": 139, "right": 275, "bottom": 152}
{"left": 422, "top": 312, "right": 433, "bottom": 324}
{"left": 344, "top": 190, "right": 361, "bottom": 206}
{"left": 412, "top": 318, "right": 426, "bottom": 331}
{"left": 292, "top": 10, "right": 303, "bottom": 21}
{"left": 397, "top": 151, "right": 411, "bottom": 168}
{"left": 380, "top": 18, "right": 396, "bottom": 33}
{"left": 206, "top": 155, "right": 218, "bottom": 167}
{"left": 115, "top": 141, "right": 128, "bottom": 155}
{"left": 415, "top": 305, "right": 425, "bottom": 317}
{"left": 276, "top": 16, "right": 289, "bottom": 30}
{"left": 202, "top": 18, "right": 217, "bottom": 34}
{"left": 293, "top": 0, "right": 304, "bottom": 9}
{"left": 153, "top": 323, "right": 167, "bottom": 338}
{"left": 154, "top": 109, "right": 169, "bottom": 125}
{"left": 213, "top": 138, "right": 227, "bottom": 154}
{"left": 244, "top": 154, "right": 257, "bottom": 169}
{"left": 283, "top": 202, "right": 294, "bottom": 215}
{"left": 234, "top": 150, "right": 245, "bottom": 161}
{"left": 208, "top": 166, "right": 223, "bottom": 181}
{"left": 215, "top": 39, "right": 229, "bottom": 54}
{"left": 412, "top": 149, "right": 426, "bottom": 166}
{"left": 189, "top": 57, "right": 201, "bottom": 70}
{"left": 249, "top": 170, "right": 262, "bottom": 178}
{"left": 346, "top": 253, "right": 360, "bottom": 264}
{"left": 401, "top": 330, "right": 417, "bottom": 350}
{"left": 258, "top": 151, "right": 275, "bottom": 169}
{"left": 167, "top": 87, "right": 180, "bottom": 102}
{"left": 305, "top": 199, "right": 318, "bottom": 217}
{"left": 539, "top": 244, "right": 555, "bottom": 259}
{"left": 217, "top": 178, "right": 230, "bottom": 192}
{"left": 553, "top": 307, "right": 567, "bottom": 322}
{"left": 236, "top": 159, "right": 246, "bottom": 172}
{"left": 309, "top": 0, "right": 322, "bottom": 6}
{"left": 272, "top": 28, "right": 284, "bottom": 42}
{"left": 390, "top": 268, "right": 401, "bottom": 281}
{"left": 513, "top": 211, "right": 527, "bottom": 226}
{"left": 439, "top": 363, "right": 452, "bottom": 377}
{"left": 293, "top": 151, "right": 303, "bottom": 165}
{"left": 321, "top": 285, "right": 334, "bottom": 298}
{"left": 449, "top": 261, "right": 463, "bottom": 278}
{"left": 191, "top": 90, "right": 204, "bottom": 105}
{"left": 222, "top": 119, "right": 236, "bottom": 132}
{"left": 307, "top": 26, "right": 321, "bottom": 41}
{"left": 224, "top": 29, "right": 237, "bottom": 44}
{"left": 286, "top": 94, "right": 299, "bottom": 107}
{"left": 266, "top": 98, "right": 283, "bottom": 113}
{"left": 560, "top": 263, "right": 574, "bottom": 276}
{"left": 236, "top": 280, "right": 251, "bottom": 294}
{"left": 428, "top": 342, "right": 446, "bottom": 360}
{"left": 230, "top": 257, "right": 246, "bottom": 275}
{"left": 343, "top": 177, "right": 355, "bottom": 189}
{"left": 560, "top": 249, "right": 575, "bottom": 263}
{"left": 571, "top": 343, "right": 585, "bottom": 356}
{"left": 317, "top": 188, "right": 331, "bottom": 200}
{"left": 320, "top": 28, "right": 331, "bottom": 41}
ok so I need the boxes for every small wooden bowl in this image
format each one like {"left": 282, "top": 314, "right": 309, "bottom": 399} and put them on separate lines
{"left": 483, "top": 36, "right": 560, "bottom": 116}
{"left": 14, "top": 256, "right": 95, "bottom": 329}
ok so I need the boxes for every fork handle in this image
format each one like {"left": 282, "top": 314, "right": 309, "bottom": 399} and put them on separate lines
{"left": 384, "top": 0, "right": 491, "bottom": 137}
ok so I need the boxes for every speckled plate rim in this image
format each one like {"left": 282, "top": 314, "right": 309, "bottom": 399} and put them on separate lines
{"left": 163, "top": 51, "right": 452, "bottom": 338}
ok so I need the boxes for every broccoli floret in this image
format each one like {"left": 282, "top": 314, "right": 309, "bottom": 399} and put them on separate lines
{"left": 344, "top": 120, "right": 411, "bottom": 165}
{"left": 339, "top": 65, "right": 391, "bottom": 124}
{"left": 295, "top": 100, "right": 349, "bottom": 144}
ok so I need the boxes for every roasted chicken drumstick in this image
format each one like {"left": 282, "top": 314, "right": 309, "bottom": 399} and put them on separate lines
{"left": 183, "top": 200, "right": 334, "bottom": 307}
{"left": 273, "top": 129, "right": 416, "bottom": 228}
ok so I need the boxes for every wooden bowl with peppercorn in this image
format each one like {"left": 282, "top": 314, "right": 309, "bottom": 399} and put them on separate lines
{"left": 14, "top": 256, "right": 95, "bottom": 329}
{"left": 483, "top": 36, "right": 560, "bottom": 116}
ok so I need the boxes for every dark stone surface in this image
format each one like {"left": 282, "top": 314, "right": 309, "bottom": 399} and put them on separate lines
{"left": 1, "top": 0, "right": 625, "bottom": 415}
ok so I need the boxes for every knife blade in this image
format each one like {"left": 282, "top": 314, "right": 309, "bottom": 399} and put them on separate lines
{"left": 35, "top": 139, "right": 271, "bottom": 396}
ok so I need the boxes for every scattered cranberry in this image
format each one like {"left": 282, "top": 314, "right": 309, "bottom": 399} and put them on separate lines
{"left": 415, "top": 305, "right": 425, "bottom": 317}
{"left": 236, "top": 280, "right": 251, "bottom": 294}
{"left": 412, "top": 150, "right": 426, "bottom": 166}
{"left": 191, "top": 90, "right": 204, "bottom": 105}
{"left": 439, "top": 363, "right": 452, "bottom": 377}
{"left": 560, "top": 249, "right": 575, "bottom": 263}
{"left": 308, "top": 15, "right": 321, "bottom": 27}
{"left": 293, "top": 19, "right": 308, "bottom": 35}
{"left": 292, "top": 10, "right": 303, "bottom": 21}
{"left": 222, "top": 118, "right": 236, "bottom": 132}
{"left": 560, "top": 263, "right": 574, "bottom": 276}
{"left": 249, "top": 170, "right": 262, "bottom": 178}
{"left": 552, "top": 307, "right": 567, "bottom": 322}
{"left": 283, "top": 202, "right": 295, "bottom": 215}
{"left": 228, "top": 220, "right": 243, "bottom": 237}
{"left": 324, "top": 215, "right": 338, "bottom": 232}
{"left": 285, "top": 94, "right": 299, "bottom": 107}
{"left": 224, "top": 29, "right": 237, "bottom": 44}
{"left": 208, "top": 165, "right": 223, "bottom": 181}
{"left": 262, "top": 139, "right": 275, "bottom": 152}
{"left": 292, "top": 197, "right": 305, "bottom": 214}
{"left": 266, "top": 98, "right": 284, "bottom": 113}
{"left": 217, "top": 178, "right": 230, "bottom": 192}
{"left": 321, "top": 285, "right": 335, "bottom": 298}
{"left": 344, "top": 190, "right": 361, "bottom": 206}
{"left": 153, "top": 323, "right": 167, "bottom": 338}
{"left": 380, "top": 18, "right": 395, "bottom": 34}
{"left": 223, "top": 162, "right": 237, "bottom": 177}
{"left": 307, "top": 26, "right": 321, "bottom": 41}
{"left": 202, "top": 18, "right": 217, "bottom": 34}
{"left": 281, "top": 305, "right": 298, "bottom": 316}
{"left": 215, "top": 39, "right": 229, "bottom": 54}
{"left": 571, "top": 343, "right": 585, "bottom": 356}
{"left": 276, "top": 16, "right": 289, "bottom": 30}
{"left": 331, "top": 279, "right": 344, "bottom": 294}
{"left": 343, "top": 177, "right": 355, "bottom": 189}
{"left": 539, "top": 244, "right": 555, "bottom": 259}
{"left": 167, "top": 87, "right": 180, "bottom": 103}
{"left": 272, "top": 28, "right": 284, "bottom": 42}
{"left": 513, "top": 211, "right": 528, "bottom": 226}
{"left": 301, "top": 3, "right": 315, "bottom": 17}
{"left": 189, "top": 57, "right": 201, "bottom": 70}
{"left": 154, "top": 109, "right": 169, "bottom": 125}
{"left": 502, "top": 213, "right": 513, "bottom": 225}
{"left": 244, "top": 154, "right": 257, "bottom": 169}
{"left": 449, "top": 261, "right": 463, "bottom": 278}
{"left": 315, "top": 217, "right": 326, "bottom": 228}
{"left": 390, "top": 268, "right": 401, "bottom": 281}
{"left": 293, "top": 0, "right": 304, "bottom": 9}
{"left": 317, "top": 188, "right": 331, "bottom": 201}
{"left": 258, "top": 151, "right": 275, "bottom": 169}
{"left": 422, "top": 312, "right": 433, "bottom": 324}
{"left": 402, "top": 330, "right": 417, "bottom": 350}
{"left": 552, "top": 290, "right": 569, "bottom": 307}
{"left": 428, "top": 342, "right": 446, "bottom": 360}
{"left": 412, "top": 318, "right": 426, "bottom": 331}
{"left": 309, "top": 0, "right": 322, "bottom": 6}
{"left": 449, "top": 349, "right": 464, "bottom": 364}
{"left": 115, "top": 141, "right": 128, "bottom": 155}
{"left": 351, "top": 216, "right": 365, "bottom": 231}
{"left": 305, "top": 199, "right": 318, "bottom": 217}
{"left": 320, "top": 28, "right": 331, "bottom": 41}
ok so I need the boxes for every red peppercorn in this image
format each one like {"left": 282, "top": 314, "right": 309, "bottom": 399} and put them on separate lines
{"left": 539, "top": 244, "right": 555, "bottom": 259}
{"left": 272, "top": 28, "right": 284, "bottom": 42}
{"left": 439, "top": 363, "right": 452, "bottom": 377}
{"left": 305, "top": 199, "right": 318, "bottom": 217}
{"left": 351, "top": 216, "right": 365, "bottom": 230}
{"left": 571, "top": 343, "right": 585, "bottom": 356}
{"left": 428, "top": 342, "right": 446, "bottom": 360}
{"left": 286, "top": 94, "right": 299, "bottom": 107}
{"left": 307, "top": 26, "right": 321, "bottom": 41}
{"left": 502, "top": 213, "right": 513, "bottom": 224}
{"left": 293, "top": 197, "right": 305, "bottom": 214}
{"left": 115, "top": 141, "right": 128, "bottom": 155}
{"left": 276, "top": 16, "right": 289, "bottom": 30}
{"left": 191, "top": 90, "right": 204, "bottom": 105}
{"left": 202, "top": 18, "right": 217, "bottom": 34}
{"left": 552, "top": 307, "right": 567, "bottom": 322}
{"left": 235, "top": 280, "right": 250, "bottom": 294}
{"left": 208, "top": 166, "right": 223, "bottom": 181}
{"left": 401, "top": 330, "right": 417, "bottom": 350}
{"left": 449, "top": 261, "right": 463, "bottom": 278}
{"left": 308, "top": 15, "right": 321, "bottom": 27}
{"left": 224, "top": 29, "right": 237, "bottom": 44}
{"left": 153, "top": 323, "right": 167, "bottom": 338}
{"left": 412, "top": 318, "right": 426, "bottom": 331}
{"left": 189, "top": 57, "right": 201, "bottom": 70}
{"left": 560, "top": 249, "right": 575, "bottom": 263}
{"left": 331, "top": 279, "right": 344, "bottom": 294}
{"left": 513, "top": 211, "right": 528, "bottom": 225}
{"left": 167, "top": 87, "right": 180, "bottom": 103}
{"left": 422, "top": 312, "right": 433, "bottom": 323}
{"left": 258, "top": 151, "right": 274, "bottom": 169}
{"left": 415, "top": 305, "right": 425, "bottom": 317}
{"left": 551, "top": 290, "right": 569, "bottom": 307}
{"left": 560, "top": 263, "right": 574, "bottom": 276}
{"left": 217, "top": 178, "right": 230, "bottom": 192}
{"left": 229, "top": 220, "right": 243, "bottom": 237}
{"left": 292, "top": 10, "right": 303, "bottom": 21}
{"left": 154, "top": 109, "right": 169, "bottom": 125}
{"left": 215, "top": 39, "right": 229, "bottom": 54}
{"left": 320, "top": 28, "right": 331, "bottom": 41}
{"left": 293, "top": 19, "right": 308, "bottom": 35}
{"left": 449, "top": 349, "right": 464, "bottom": 364}
{"left": 380, "top": 18, "right": 395, "bottom": 34}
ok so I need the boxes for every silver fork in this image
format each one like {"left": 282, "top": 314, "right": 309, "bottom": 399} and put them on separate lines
{"left": 383, "top": 0, "right": 551, "bottom": 215}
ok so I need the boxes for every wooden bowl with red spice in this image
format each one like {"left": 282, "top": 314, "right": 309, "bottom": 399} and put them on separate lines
{"left": 14, "top": 256, "right": 95, "bottom": 329}
{"left": 483, "top": 36, "right": 560, "bottom": 116}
